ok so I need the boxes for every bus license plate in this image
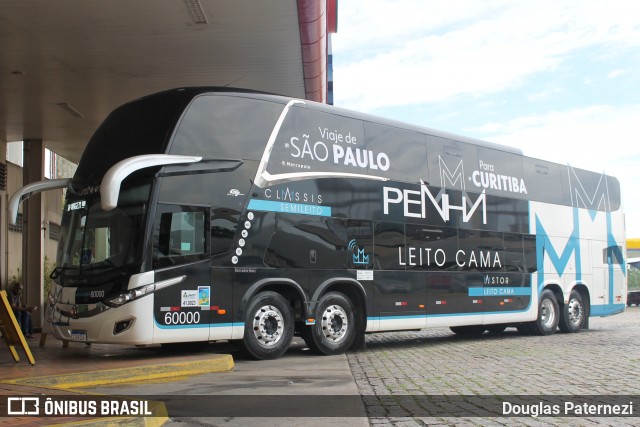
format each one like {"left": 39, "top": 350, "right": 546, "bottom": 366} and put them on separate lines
{"left": 70, "top": 329, "right": 87, "bottom": 341}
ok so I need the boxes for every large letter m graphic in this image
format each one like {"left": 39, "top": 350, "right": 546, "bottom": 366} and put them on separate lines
{"left": 535, "top": 215, "right": 581, "bottom": 291}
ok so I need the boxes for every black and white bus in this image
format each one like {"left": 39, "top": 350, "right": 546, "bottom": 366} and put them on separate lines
{"left": 11, "top": 88, "right": 627, "bottom": 359}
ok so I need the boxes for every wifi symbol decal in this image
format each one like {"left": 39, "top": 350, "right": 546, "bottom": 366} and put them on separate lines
{"left": 349, "top": 239, "right": 370, "bottom": 265}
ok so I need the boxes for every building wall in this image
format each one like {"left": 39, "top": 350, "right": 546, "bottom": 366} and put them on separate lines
{"left": 6, "top": 161, "right": 23, "bottom": 288}
{"left": 3, "top": 153, "right": 66, "bottom": 298}
{"left": 0, "top": 141, "right": 6, "bottom": 291}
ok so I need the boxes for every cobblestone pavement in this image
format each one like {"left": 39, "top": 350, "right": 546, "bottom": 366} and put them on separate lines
{"left": 347, "top": 307, "right": 640, "bottom": 426}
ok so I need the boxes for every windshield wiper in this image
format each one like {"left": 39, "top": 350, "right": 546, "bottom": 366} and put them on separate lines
{"left": 50, "top": 265, "right": 74, "bottom": 280}
{"left": 51, "top": 265, "right": 83, "bottom": 287}
{"left": 85, "top": 261, "right": 115, "bottom": 272}
{"left": 82, "top": 258, "right": 128, "bottom": 277}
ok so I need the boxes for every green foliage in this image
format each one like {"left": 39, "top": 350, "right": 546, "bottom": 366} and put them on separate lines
{"left": 8, "top": 267, "right": 22, "bottom": 290}
{"left": 43, "top": 255, "right": 56, "bottom": 297}
{"left": 3, "top": 259, "right": 56, "bottom": 297}
{"left": 629, "top": 268, "right": 640, "bottom": 291}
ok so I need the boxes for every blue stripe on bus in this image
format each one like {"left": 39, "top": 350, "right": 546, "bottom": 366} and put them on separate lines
{"left": 154, "top": 319, "right": 244, "bottom": 329}
{"left": 591, "top": 304, "right": 625, "bottom": 317}
{"left": 425, "top": 309, "right": 529, "bottom": 318}
{"left": 468, "top": 287, "right": 532, "bottom": 297}
{"left": 606, "top": 209, "right": 626, "bottom": 306}
{"left": 247, "top": 199, "right": 332, "bottom": 217}
{"left": 211, "top": 322, "right": 245, "bottom": 328}
{"left": 367, "top": 308, "right": 530, "bottom": 322}
{"left": 154, "top": 322, "right": 208, "bottom": 329}
{"left": 367, "top": 315, "right": 427, "bottom": 321}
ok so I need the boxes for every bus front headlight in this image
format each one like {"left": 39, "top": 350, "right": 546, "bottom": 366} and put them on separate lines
{"left": 104, "top": 284, "right": 155, "bottom": 307}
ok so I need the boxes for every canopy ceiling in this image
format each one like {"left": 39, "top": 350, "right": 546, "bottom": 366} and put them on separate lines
{"left": 0, "top": 0, "right": 332, "bottom": 163}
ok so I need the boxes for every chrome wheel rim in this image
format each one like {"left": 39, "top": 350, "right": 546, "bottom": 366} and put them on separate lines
{"left": 252, "top": 305, "right": 284, "bottom": 348}
{"left": 567, "top": 297, "right": 583, "bottom": 327}
{"left": 321, "top": 304, "right": 348, "bottom": 342}
{"left": 540, "top": 298, "right": 556, "bottom": 329}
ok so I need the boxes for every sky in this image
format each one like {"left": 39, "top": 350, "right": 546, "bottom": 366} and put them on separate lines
{"left": 331, "top": 0, "right": 640, "bottom": 238}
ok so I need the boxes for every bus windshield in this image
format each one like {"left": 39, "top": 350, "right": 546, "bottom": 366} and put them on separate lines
{"left": 56, "top": 182, "right": 151, "bottom": 279}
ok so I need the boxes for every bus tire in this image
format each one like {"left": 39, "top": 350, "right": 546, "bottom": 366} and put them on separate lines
{"left": 449, "top": 325, "right": 486, "bottom": 336}
{"left": 530, "top": 289, "right": 559, "bottom": 335}
{"left": 306, "top": 292, "right": 356, "bottom": 355}
{"left": 559, "top": 290, "right": 585, "bottom": 333}
{"left": 241, "top": 291, "right": 294, "bottom": 360}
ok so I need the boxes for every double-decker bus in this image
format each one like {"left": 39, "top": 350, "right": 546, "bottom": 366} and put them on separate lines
{"left": 10, "top": 88, "right": 627, "bottom": 359}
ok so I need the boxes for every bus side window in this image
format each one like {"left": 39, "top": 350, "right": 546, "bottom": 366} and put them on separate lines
{"left": 603, "top": 245, "right": 624, "bottom": 265}
{"left": 153, "top": 205, "right": 208, "bottom": 269}
{"left": 523, "top": 235, "right": 537, "bottom": 273}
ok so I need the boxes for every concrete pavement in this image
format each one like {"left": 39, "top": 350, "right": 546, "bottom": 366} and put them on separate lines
{"left": 3, "top": 309, "right": 639, "bottom": 426}
{"left": 83, "top": 338, "right": 370, "bottom": 426}
{"left": 0, "top": 337, "right": 233, "bottom": 426}
{"left": 1, "top": 337, "right": 369, "bottom": 426}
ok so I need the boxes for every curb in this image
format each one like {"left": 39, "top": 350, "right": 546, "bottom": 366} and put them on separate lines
{"left": 5, "top": 355, "right": 234, "bottom": 389}
{"left": 3, "top": 354, "right": 234, "bottom": 426}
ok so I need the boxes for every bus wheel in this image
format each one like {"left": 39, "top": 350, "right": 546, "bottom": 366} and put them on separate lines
{"left": 241, "top": 291, "right": 294, "bottom": 360}
{"left": 307, "top": 292, "right": 356, "bottom": 355}
{"left": 449, "top": 325, "right": 486, "bottom": 336}
{"left": 559, "top": 290, "right": 585, "bottom": 333}
{"left": 530, "top": 289, "right": 559, "bottom": 335}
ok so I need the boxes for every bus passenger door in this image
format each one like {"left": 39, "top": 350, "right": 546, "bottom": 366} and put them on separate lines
{"left": 209, "top": 206, "right": 244, "bottom": 341}
{"left": 151, "top": 204, "right": 212, "bottom": 344}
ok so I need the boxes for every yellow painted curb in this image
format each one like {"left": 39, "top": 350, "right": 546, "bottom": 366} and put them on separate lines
{"left": 5, "top": 354, "right": 234, "bottom": 389}
{"left": 3, "top": 354, "right": 233, "bottom": 427}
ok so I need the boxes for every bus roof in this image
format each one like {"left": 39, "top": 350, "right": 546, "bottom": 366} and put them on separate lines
{"left": 303, "top": 99, "right": 523, "bottom": 156}
{"left": 136, "top": 87, "right": 523, "bottom": 156}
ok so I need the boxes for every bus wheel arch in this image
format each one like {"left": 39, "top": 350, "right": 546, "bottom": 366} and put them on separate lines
{"left": 559, "top": 285, "right": 590, "bottom": 333}
{"left": 240, "top": 278, "right": 310, "bottom": 321}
